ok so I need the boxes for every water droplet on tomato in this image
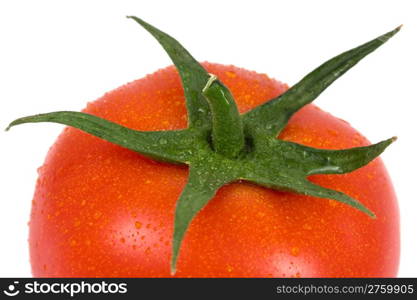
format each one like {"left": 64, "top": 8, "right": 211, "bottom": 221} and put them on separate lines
{"left": 159, "top": 138, "right": 167, "bottom": 145}
{"left": 290, "top": 246, "right": 300, "bottom": 257}
{"left": 135, "top": 221, "right": 142, "bottom": 229}
{"left": 225, "top": 71, "right": 236, "bottom": 78}
{"left": 93, "top": 211, "right": 102, "bottom": 220}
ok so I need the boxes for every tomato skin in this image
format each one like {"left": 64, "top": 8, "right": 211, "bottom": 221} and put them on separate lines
{"left": 29, "top": 63, "right": 399, "bottom": 277}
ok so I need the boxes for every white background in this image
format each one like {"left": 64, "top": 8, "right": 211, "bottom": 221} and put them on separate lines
{"left": 0, "top": 0, "right": 416, "bottom": 277}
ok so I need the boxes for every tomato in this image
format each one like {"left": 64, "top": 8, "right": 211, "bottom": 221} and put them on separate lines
{"left": 29, "top": 62, "right": 399, "bottom": 277}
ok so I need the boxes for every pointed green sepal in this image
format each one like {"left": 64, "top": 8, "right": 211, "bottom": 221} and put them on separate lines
{"left": 303, "top": 137, "right": 397, "bottom": 175}
{"left": 243, "top": 26, "right": 401, "bottom": 137}
{"left": 243, "top": 171, "right": 375, "bottom": 218}
{"left": 6, "top": 111, "right": 194, "bottom": 164}
{"left": 127, "top": 16, "right": 211, "bottom": 128}
{"left": 298, "top": 180, "right": 376, "bottom": 218}
{"left": 171, "top": 164, "right": 234, "bottom": 274}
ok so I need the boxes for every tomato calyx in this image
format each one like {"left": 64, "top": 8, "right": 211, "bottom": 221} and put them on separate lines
{"left": 6, "top": 17, "right": 400, "bottom": 274}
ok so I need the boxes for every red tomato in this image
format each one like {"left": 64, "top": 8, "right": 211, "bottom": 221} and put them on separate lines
{"left": 29, "top": 63, "right": 399, "bottom": 277}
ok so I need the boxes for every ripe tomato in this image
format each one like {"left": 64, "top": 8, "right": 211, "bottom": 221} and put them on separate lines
{"left": 29, "top": 63, "right": 399, "bottom": 277}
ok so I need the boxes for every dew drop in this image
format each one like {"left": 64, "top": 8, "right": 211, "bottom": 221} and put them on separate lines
{"left": 302, "top": 224, "right": 312, "bottom": 230}
{"left": 37, "top": 166, "right": 43, "bottom": 174}
{"left": 135, "top": 221, "right": 142, "bottom": 229}
{"left": 295, "top": 272, "right": 301, "bottom": 278}
{"left": 290, "top": 246, "right": 300, "bottom": 257}
{"left": 93, "top": 211, "right": 102, "bottom": 220}
{"left": 225, "top": 71, "right": 236, "bottom": 78}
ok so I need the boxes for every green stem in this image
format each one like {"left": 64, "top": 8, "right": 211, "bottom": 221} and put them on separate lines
{"left": 202, "top": 75, "right": 245, "bottom": 158}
